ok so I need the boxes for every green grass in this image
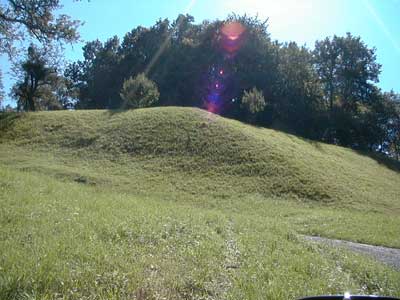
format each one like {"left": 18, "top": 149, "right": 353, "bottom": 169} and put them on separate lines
{"left": 0, "top": 107, "right": 399, "bottom": 299}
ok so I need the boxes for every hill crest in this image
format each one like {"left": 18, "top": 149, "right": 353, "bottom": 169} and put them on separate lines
{"left": 1, "top": 107, "right": 399, "bottom": 208}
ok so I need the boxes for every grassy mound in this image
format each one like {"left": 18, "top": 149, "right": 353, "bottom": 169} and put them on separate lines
{"left": 1, "top": 107, "right": 399, "bottom": 210}
{"left": 1, "top": 107, "right": 400, "bottom": 299}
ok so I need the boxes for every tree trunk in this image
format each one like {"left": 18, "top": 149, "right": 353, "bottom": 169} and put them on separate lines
{"left": 27, "top": 94, "right": 35, "bottom": 111}
{"left": 26, "top": 73, "right": 37, "bottom": 111}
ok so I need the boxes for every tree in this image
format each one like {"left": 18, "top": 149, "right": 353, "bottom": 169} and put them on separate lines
{"left": 85, "top": 36, "right": 121, "bottom": 108}
{"left": 0, "top": 69, "right": 4, "bottom": 106}
{"left": 273, "top": 42, "right": 324, "bottom": 137}
{"left": 241, "top": 87, "right": 266, "bottom": 123}
{"left": 314, "top": 37, "right": 340, "bottom": 116}
{"left": 64, "top": 39, "right": 103, "bottom": 108}
{"left": 1, "top": 104, "right": 15, "bottom": 112}
{"left": 0, "top": 0, "right": 82, "bottom": 57}
{"left": 11, "top": 44, "right": 61, "bottom": 111}
{"left": 120, "top": 73, "right": 159, "bottom": 109}
{"left": 389, "top": 107, "right": 400, "bottom": 161}
{"left": 384, "top": 92, "right": 400, "bottom": 160}
{"left": 314, "top": 34, "right": 380, "bottom": 112}
{"left": 153, "top": 15, "right": 205, "bottom": 107}
{"left": 314, "top": 33, "right": 381, "bottom": 144}
{"left": 220, "top": 14, "right": 276, "bottom": 119}
{"left": 63, "top": 15, "right": 398, "bottom": 159}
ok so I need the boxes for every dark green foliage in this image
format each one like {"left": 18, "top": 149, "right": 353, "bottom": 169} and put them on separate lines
{"left": 313, "top": 33, "right": 382, "bottom": 145}
{"left": 60, "top": 15, "right": 399, "bottom": 160}
{"left": 120, "top": 73, "right": 159, "bottom": 109}
{"left": 11, "top": 44, "right": 64, "bottom": 111}
{"left": 271, "top": 42, "right": 324, "bottom": 137}
{"left": 314, "top": 34, "right": 380, "bottom": 110}
{"left": 383, "top": 92, "right": 400, "bottom": 160}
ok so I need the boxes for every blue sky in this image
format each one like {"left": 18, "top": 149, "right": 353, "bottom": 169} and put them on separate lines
{"left": 1, "top": 0, "right": 400, "bottom": 106}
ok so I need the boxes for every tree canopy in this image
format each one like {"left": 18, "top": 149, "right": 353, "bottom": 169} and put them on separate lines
{"left": 0, "top": 0, "right": 82, "bottom": 57}
{"left": 7, "top": 13, "right": 400, "bottom": 161}
{"left": 11, "top": 44, "right": 65, "bottom": 111}
{"left": 0, "top": 69, "right": 4, "bottom": 106}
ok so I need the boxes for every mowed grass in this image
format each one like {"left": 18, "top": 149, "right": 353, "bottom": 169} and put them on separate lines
{"left": 0, "top": 107, "right": 400, "bottom": 299}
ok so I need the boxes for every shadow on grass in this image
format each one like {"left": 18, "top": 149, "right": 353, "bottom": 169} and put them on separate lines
{"left": 0, "top": 112, "right": 22, "bottom": 133}
{"left": 301, "top": 135, "right": 400, "bottom": 173}
{"left": 271, "top": 124, "right": 326, "bottom": 152}
{"left": 273, "top": 125, "right": 400, "bottom": 173}
{"left": 354, "top": 149, "right": 400, "bottom": 173}
{"left": 297, "top": 136, "right": 325, "bottom": 151}
{"left": 105, "top": 108, "right": 127, "bottom": 116}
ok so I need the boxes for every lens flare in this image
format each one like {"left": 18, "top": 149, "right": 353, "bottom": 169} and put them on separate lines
{"left": 206, "top": 101, "right": 219, "bottom": 113}
{"left": 207, "top": 92, "right": 219, "bottom": 103}
{"left": 203, "top": 23, "right": 245, "bottom": 114}
{"left": 220, "top": 22, "right": 246, "bottom": 53}
{"left": 221, "top": 22, "right": 246, "bottom": 40}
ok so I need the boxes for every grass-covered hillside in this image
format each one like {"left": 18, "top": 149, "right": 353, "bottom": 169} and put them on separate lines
{"left": 0, "top": 107, "right": 399, "bottom": 300}
{"left": 1, "top": 107, "right": 399, "bottom": 210}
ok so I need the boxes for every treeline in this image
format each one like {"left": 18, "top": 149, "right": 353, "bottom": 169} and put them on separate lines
{"left": 9, "top": 14, "right": 400, "bottom": 160}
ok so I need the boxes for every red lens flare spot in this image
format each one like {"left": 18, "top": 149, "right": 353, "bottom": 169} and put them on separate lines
{"left": 221, "top": 22, "right": 246, "bottom": 40}
{"left": 220, "top": 22, "right": 246, "bottom": 53}
{"left": 219, "top": 69, "right": 224, "bottom": 75}
{"left": 206, "top": 102, "right": 218, "bottom": 113}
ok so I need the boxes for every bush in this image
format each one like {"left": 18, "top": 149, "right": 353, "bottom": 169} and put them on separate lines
{"left": 120, "top": 73, "right": 160, "bottom": 109}
{"left": 241, "top": 87, "right": 266, "bottom": 114}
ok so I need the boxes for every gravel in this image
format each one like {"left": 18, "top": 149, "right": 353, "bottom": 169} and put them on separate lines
{"left": 303, "top": 235, "right": 400, "bottom": 270}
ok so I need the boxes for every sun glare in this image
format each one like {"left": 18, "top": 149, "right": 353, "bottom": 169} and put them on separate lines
{"left": 219, "top": 0, "right": 341, "bottom": 45}
{"left": 222, "top": 0, "right": 313, "bottom": 24}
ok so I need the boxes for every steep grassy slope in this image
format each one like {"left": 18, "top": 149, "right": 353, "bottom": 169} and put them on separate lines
{"left": 1, "top": 107, "right": 399, "bottom": 211}
{"left": 1, "top": 107, "right": 400, "bottom": 299}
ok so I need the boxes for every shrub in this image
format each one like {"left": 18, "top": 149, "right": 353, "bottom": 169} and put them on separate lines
{"left": 120, "top": 73, "right": 159, "bottom": 109}
{"left": 241, "top": 87, "right": 266, "bottom": 114}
